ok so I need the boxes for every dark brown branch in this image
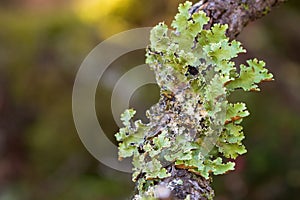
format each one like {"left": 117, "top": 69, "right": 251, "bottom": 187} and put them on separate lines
{"left": 190, "top": 0, "right": 287, "bottom": 39}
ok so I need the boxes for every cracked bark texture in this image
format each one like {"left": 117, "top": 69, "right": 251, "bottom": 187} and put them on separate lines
{"left": 135, "top": 0, "right": 286, "bottom": 199}
{"left": 154, "top": 166, "right": 214, "bottom": 200}
{"left": 190, "top": 0, "right": 286, "bottom": 40}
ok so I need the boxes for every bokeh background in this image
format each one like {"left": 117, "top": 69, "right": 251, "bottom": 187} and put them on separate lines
{"left": 0, "top": 0, "right": 299, "bottom": 199}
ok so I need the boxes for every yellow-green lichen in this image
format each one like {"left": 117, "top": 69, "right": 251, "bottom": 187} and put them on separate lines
{"left": 115, "top": 1, "right": 273, "bottom": 198}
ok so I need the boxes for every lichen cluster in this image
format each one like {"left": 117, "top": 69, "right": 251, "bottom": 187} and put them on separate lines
{"left": 115, "top": 1, "right": 273, "bottom": 199}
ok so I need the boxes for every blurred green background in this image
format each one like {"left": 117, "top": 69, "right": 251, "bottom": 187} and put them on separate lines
{"left": 0, "top": 0, "right": 299, "bottom": 199}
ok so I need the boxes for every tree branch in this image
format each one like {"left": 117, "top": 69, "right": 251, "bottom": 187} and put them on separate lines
{"left": 190, "top": 0, "right": 286, "bottom": 39}
{"left": 131, "top": 1, "right": 286, "bottom": 199}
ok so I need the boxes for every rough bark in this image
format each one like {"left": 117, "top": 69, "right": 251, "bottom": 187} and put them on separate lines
{"left": 190, "top": 0, "right": 286, "bottom": 40}
{"left": 135, "top": 0, "right": 286, "bottom": 199}
{"left": 154, "top": 166, "right": 215, "bottom": 200}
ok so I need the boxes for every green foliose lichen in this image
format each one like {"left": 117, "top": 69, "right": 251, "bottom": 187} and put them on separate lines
{"left": 115, "top": 1, "right": 273, "bottom": 198}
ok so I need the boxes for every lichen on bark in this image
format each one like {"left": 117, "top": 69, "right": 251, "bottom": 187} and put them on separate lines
{"left": 115, "top": 1, "right": 278, "bottom": 199}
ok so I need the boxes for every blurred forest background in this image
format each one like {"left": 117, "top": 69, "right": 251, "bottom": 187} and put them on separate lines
{"left": 0, "top": 0, "right": 299, "bottom": 199}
